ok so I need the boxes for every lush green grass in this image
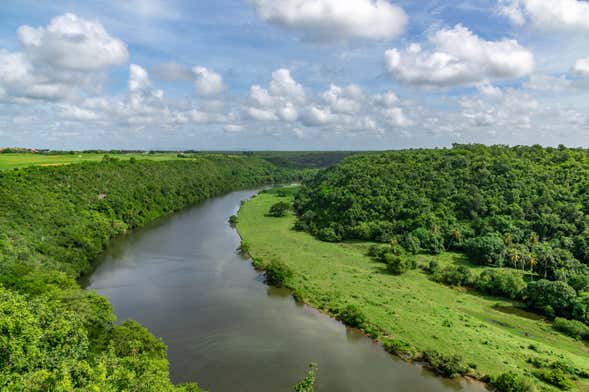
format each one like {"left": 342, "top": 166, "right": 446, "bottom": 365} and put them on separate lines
{"left": 0, "top": 152, "right": 185, "bottom": 170}
{"left": 237, "top": 192, "right": 589, "bottom": 391}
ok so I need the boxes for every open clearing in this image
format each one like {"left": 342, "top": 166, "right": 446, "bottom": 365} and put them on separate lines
{"left": 0, "top": 152, "right": 185, "bottom": 170}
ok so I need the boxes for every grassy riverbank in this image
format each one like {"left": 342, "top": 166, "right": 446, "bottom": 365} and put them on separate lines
{"left": 237, "top": 191, "right": 589, "bottom": 391}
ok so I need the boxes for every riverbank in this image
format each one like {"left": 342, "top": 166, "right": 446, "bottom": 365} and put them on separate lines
{"left": 236, "top": 191, "right": 589, "bottom": 391}
{"left": 0, "top": 157, "right": 301, "bottom": 391}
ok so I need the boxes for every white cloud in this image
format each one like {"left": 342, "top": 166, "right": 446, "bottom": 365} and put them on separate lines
{"left": 246, "top": 68, "right": 305, "bottom": 122}
{"left": 18, "top": 13, "right": 128, "bottom": 71}
{"left": 573, "top": 57, "right": 589, "bottom": 76}
{"left": 269, "top": 69, "right": 305, "bottom": 102}
{"left": 248, "top": 107, "right": 279, "bottom": 121}
{"left": 383, "top": 107, "right": 412, "bottom": 127}
{"left": 57, "top": 104, "right": 99, "bottom": 121}
{"left": 193, "top": 66, "right": 225, "bottom": 96}
{"left": 248, "top": 0, "right": 407, "bottom": 41}
{"left": 301, "top": 106, "right": 333, "bottom": 126}
{"left": 525, "top": 73, "right": 575, "bottom": 90}
{"left": 499, "top": 0, "right": 589, "bottom": 31}
{"left": 322, "top": 84, "right": 362, "bottom": 113}
{"left": 384, "top": 25, "right": 534, "bottom": 87}
{"left": 0, "top": 14, "right": 128, "bottom": 103}
{"left": 224, "top": 124, "right": 244, "bottom": 133}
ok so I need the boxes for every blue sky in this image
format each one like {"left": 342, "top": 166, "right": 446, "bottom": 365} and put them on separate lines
{"left": 0, "top": 0, "right": 588, "bottom": 150}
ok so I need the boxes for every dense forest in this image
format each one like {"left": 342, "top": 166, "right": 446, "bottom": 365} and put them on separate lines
{"left": 0, "top": 155, "right": 301, "bottom": 391}
{"left": 295, "top": 145, "right": 589, "bottom": 328}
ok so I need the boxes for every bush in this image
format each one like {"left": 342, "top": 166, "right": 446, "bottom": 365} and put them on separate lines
{"left": 422, "top": 350, "right": 469, "bottom": 378}
{"left": 317, "top": 227, "right": 340, "bottom": 242}
{"left": 229, "top": 215, "right": 238, "bottom": 225}
{"left": 264, "top": 259, "right": 293, "bottom": 287}
{"left": 533, "top": 368, "right": 575, "bottom": 390}
{"left": 293, "top": 363, "right": 317, "bottom": 392}
{"left": 337, "top": 304, "right": 367, "bottom": 329}
{"left": 382, "top": 254, "right": 415, "bottom": 275}
{"left": 412, "top": 228, "right": 445, "bottom": 255}
{"left": 465, "top": 233, "right": 506, "bottom": 266}
{"left": 492, "top": 372, "right": 537, "bottom": 392}
{"left": 268, "top": 201, "right": 291, "bottom": 217}
{"left": 432, "top": 265, "right": 474, "bottom": 287}
{"left": 424, "top": 259, "right": 441, "bottom": 274}
{"left": 476, "top": 269, "right": 527, "bottom": 300}
{"left": 383, "top": 338, "right": 414, "bottom": 358}
{"left": 553, "top": 317, "right": 589, "bottom": 341}
{"left": 526, "top": 280, "right": 577, "bottom": 319}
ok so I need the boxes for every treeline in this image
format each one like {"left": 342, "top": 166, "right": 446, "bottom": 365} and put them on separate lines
{"left": 0, "top": 156, "right": 300, "bottom": 391}
{"left": 295, "top": 145, "right": 589, "bottom": 326}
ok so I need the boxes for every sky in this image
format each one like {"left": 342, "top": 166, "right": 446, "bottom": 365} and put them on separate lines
{"left": 0, "top": 0, "right": 589, "bottom": 150}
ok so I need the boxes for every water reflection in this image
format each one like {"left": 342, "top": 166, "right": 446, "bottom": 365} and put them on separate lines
{"left": 87, "top": 190, "right": 487, "bottom": 392}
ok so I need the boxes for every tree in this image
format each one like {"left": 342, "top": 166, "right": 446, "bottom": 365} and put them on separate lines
{"left": 268, "top": 201, "right": 291, "bottom": 217}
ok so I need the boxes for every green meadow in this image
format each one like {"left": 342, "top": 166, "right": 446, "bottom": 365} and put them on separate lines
{"left": 237, "top": 191, "right": 589, "bottom": 391}
{"left": 0, "top": 152, "right": 184, "bottom": 170}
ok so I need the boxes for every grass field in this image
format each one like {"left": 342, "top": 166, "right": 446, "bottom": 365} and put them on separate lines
{"left": 0, "top": 152, "right": 190, "bottom": 170}
{"left": 237, "top": 191, "right": 589, "bottom": 391}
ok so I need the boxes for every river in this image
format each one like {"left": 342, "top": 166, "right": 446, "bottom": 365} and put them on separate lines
{"left": 86, "top": 189, "right": 486, "bottom": 392}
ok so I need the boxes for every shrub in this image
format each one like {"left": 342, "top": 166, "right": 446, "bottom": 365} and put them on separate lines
{"left": 423, "top": 259, "right": 441, "bottom": 274}
{"left": 317, "top": 227, "right": 340, "bottom": 242}
{"left": 422, "top": 350, "right": 469, "bottom": 378}
{"left": 476, "top": 269, "right": 527, "bottom": 300}
{"left": 383, "top": 338, "right": 414, "bottom": 358}
{"left": 432, "top": 265, "right": 474, "bottom": 287}
{"left": 229, "top": 215, "right": 238, "bottom": 225}
{"left": 268, "top": 201, "right": 291, "bottom": 217}
{"left": 293, "top": 363, "right": 317, "bottom": 392}
{"left": 526, "top": 280, "right": 577, "bottom": 319}
{"left": 238, "top": 241, "right": 250, "bottom": 254}
{"left": 533, "top": 368, "right": 574, "bottom": 390}
{"left": 553, "top": 317, "right": 589, "bottom": 341}
{"left": 337, "top": 304, "right": 367, "bottom": 329}
{"left": 492, "top": 372, "right": 537, "bottom": 392}
{"left": 383, "top": 254, "right": 415, "bottom": 275}
{"left": 264, "top": 259, "right": 293, "bottom": 287}
{"left": 412, "top": 228, "right": 445, "bottom": 255}
{"left": 465, "top": 233, "right": 506, "bottom": 266}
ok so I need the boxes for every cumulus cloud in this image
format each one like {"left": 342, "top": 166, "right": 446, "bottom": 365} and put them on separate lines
{"left": 247, "top": 68, "right": 305, "bottom": 122}
{"left": 193, "top": 66, "right": 225, "bottom": 96}
{"left": 248, "top": 0, "right": 407, "bottom": 41}
{"left": 384, "top": 25, "right": 534, "bottom": 87}
{"left": 18, "top": 13, "right": 128, "bottom": 71}
{"left": 301, "top": 106, "right": 333, "bottom": 126}
{"left": 499, "top": 0, "right": 589, "bottom": 31}
{"left": 0, "top": 13, "right": 128, "bottom": 103}
{"left": 573, "top": 57, "right": 589, "bottom": 76}
{"left": 269, "top": 69, "right": 305, "bottom": 102}
{"left": 322, "top": 84, "right": 363, "bottom": 113}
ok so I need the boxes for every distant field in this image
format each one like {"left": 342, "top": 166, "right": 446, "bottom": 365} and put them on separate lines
{"left": 238, "top": 191, "right": 589, "bottom": 391}
{"left": 0, "top": 153, "right": 186, "bottom": 170}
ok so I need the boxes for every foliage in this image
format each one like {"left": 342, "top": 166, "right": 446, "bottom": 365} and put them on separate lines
{"left": 295, "top": 145, "right": 589, "bottom": 325}
{"left": 0, "top": 156, "right": 300, "bottom": 390}
{"left": 553, "top": 318, "right": 589, "bottom": 341}
{"left": 336, "top": 304, "right": 367, "bottom": 329}
{"left": 293, "top": 363, "right": 317, "bottom": 392}
{"left": 422, "top": 350, "right": 470, "bottom": 378}
{"left": 476, "top": 269, "right": 527, "bottom": 300}
{"left": 383, "top": 254, "right": 415, "bottom": 275}
{"left": 526, "top": 280, "right": 577, "bottom": 318}
{"left": 264, "top": 259, "right": 294, "bottom": 287}
{"left": 238, "top": 192, "right": 589, "bottom": 390}
{"left": 492, "top": 372, "right": 537, "bottom": 392}
{"left": 268, "top": 201, "right": 292, "bottom": 217}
